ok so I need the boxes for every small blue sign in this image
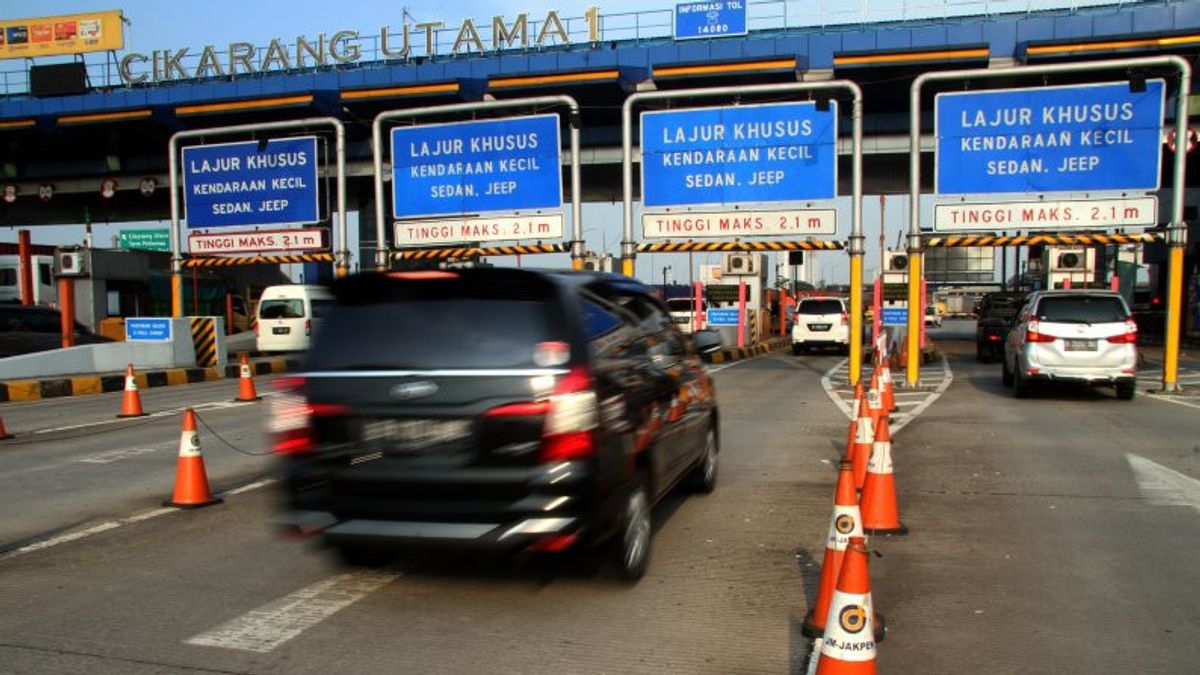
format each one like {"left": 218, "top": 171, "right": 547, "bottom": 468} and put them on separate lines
{"left": 935, "top": 80, "right": 1164, "bottom": 195}
{"left": 706, "top": 308, "right": 740, "bottom": 326}
{"left": 183, "top": 137, "right": 320, "bottom": 228}
{"left": 391, "top": 115, "right": 562, "bottom": 219}
{"left": 674, "top": 1, "right": 747, "bottom": 41}
{"left": 125, "top": 318, "right": 172, "bottom": 342}
{"left": 881, "top": 308, "right": 908, "bottom": 327}
{"left": 641, "top": 102, "right": 838, "bottom": 208}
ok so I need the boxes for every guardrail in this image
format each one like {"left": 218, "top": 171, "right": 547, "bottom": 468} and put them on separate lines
{"left": 0, "top": 1, "right": 1134, "bottom": 96}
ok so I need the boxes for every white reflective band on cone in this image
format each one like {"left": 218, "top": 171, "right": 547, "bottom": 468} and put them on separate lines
{"left": 240, "top": 365, "right": 251, "bottom": 377}
{"left": 868, "top": 441, "right": 893, "bottom": 473}
{"left": 826, "top": 504, "right": 863, "bottom": 550}
{"left": 882, "top": 367, "right": 893, "bottom": 385}
{"left": 849, "top": 397, "right": 860, "bottom": 419}
{"left": 821, "top": 590, "right": 877, "bottom": 661}
{"left": 178, "top": 431, "right": 201, "bottom": 458}
{"left": 125, "top": 376, "right": 137, "bottom": 391}
{"left": 854, "top": 417, "right": 875, "bottom": 444}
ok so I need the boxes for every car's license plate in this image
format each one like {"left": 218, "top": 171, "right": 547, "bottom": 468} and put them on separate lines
{"left": 272, "top": 327, "right": 290, "bottom": 335}
{"left": 672, "top": 316, "right": 690, "bottom": 324}
{"left": 361, "top": 418, "right": 472, "bottom": 453}
{"left": 1065, "top": 339, "right": 1097, "bottom": 351}
{"left": 808, "top": 323, "right": 831, "bottom": 331}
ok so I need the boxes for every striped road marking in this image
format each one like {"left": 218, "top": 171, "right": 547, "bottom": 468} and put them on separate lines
{"left": 820, "top": 357, "right": 953, "bottom": 434}
{"left": 1126, "top": 453, "right": 1200, "bottom": 514}
{"left": 185, "top": 570, "right": 399, "bottom": 653}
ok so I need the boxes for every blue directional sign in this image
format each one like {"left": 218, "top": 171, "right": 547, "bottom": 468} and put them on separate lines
{"left": 391, "top": 115, "right": 562, "bottom": 219}
{"left": 641, "top": 102, "right": 838, "bottom": 208}
{"left": 935, "top": 80, "right": 1164, "bottom": 195}
{"left": 674, "top": 1, "right": 747, "bottom": 41}
{"left": 125, "top": 318, "right": 172, "bottom": 342}
{"left": 183, "top": 137, "right": 319, "bottom": 228}
{"left": 706, "top": 307, "right": 739, "bottom": 326}
{"left": 880, "top": 308, "right": 908, "bottom": 327}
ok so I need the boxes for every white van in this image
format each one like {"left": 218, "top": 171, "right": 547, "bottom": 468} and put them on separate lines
{"left": 256, "top": 284, "right": 334, "bottom": 353}
{"left": 0, "top": 255, "right": 57, "bottom": 305}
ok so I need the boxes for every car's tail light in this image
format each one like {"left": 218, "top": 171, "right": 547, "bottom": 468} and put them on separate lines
{"left": 988, "top": 334, "right": 1001, "bottom": 341}
{"left": 304, "top": 319, "right": 312, "bottom": 336}
{"left": 840, "top": 311, "right": 849, "bottom": 326}
{"left": 482, "top": 366, "right": 597, "bottom": 463}
{"left": 268, "top": 377, "right": 348, "bottom": 455}
{"left": 387, "top": 271, "right": 459, "bottom": 280}
{"left": 1106, "top": 320, "right": 1138, "bottom": 344}
{"left": 1025, "top": 321, "right": 1057, "bottom": 343}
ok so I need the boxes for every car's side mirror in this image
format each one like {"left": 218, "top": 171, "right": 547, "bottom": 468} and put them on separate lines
{"left": 691, "top": 329, "right": 723, "bottom": 355}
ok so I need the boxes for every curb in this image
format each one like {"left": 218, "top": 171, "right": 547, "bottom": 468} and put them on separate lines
{"left": 702, "top": 337, "right": 789, "bottom": 364}
{"left": 0, "top": 357, "right": 300, "bottom": 403}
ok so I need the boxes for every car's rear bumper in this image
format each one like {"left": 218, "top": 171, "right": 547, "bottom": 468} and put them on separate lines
{"left": 1021, "top": 367, "right": 1136, "bottom": 384}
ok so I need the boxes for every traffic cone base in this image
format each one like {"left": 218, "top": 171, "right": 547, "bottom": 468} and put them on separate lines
{"left": 234, "top": 354, "right": 262, "bottom": 402}
{"left": 165, "top": 409, "right": 221, "bottom": 509}
{"left": 0, "top": 415, "right": 11, "bottom": 440}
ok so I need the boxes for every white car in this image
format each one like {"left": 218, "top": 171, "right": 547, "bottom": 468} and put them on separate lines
{"left": 1002, "top": 290, "right": 1138, "bottom": 400}
{"left": 924, "top": 305, "right": 943, "bottom": 328}
{"left": 256, "top": 284, "right": 334, "bottom": 353}
{"left": 791, "top": 297, "right": 849, "bottom": 355}
{"left": 665, "top": 296, "right": 705, "bottom": 334}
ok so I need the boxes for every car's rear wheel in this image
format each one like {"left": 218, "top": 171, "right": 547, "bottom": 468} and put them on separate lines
{"left": 1013, "top": 368, "right": 1029, "bottom": 399}
{"left": 1001, "top": 357, "right": 1013, "bottom": 386}
{"left": 792, "top": 344, "right": 802, "bottom": 356}
{"left": 612, "top": 475, "right": 652, "bottom": 582}
{"left": 686, "top": 425, "right": 719, "bottom": 494}
{"left": 976, "top": 343, "right": 987, "bottom": 363}
{"left": 1115, "top": 381, "right": 1136, "bottom": 401}
{"left": 332, "top": 543, "right": 391, "bottom": 568}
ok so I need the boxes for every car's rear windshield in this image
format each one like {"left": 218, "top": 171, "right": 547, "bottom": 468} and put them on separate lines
{"left": 1036, "top": 295, "right": 1128, "bottom": 323}
{"left": 666, "top": 298, "right": 698, "bottom": 312}
{"left": 259, "top": 299, "right": 305, "bottom": 319}
{"left": 799, "top": 299, "right": 843, "bottom": 315}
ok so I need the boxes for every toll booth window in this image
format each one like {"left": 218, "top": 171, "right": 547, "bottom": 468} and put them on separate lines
{"left": 0, "top": 269, "right": 15, "bottom": 286}
{"left": 38, "top": 263, "right": 52, "bottom": 286}
{"left": 259, "top": 299, "right": 305, "bottom": 319}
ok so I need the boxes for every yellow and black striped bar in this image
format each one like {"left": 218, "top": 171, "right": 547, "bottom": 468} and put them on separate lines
{"left": 181, "top": 253, "right": 335, "bottom": 267}
{"left": 636, "top": 240, "right": 844, "bottom": 253}
{"left": 393, "top": 243, "right": 570, "bottom": 260}
{"left": 923, "top": 232, "right": 1165, "bottom": 248}
{"left": 190, "top": 317, "right": 218, "bottom": 367}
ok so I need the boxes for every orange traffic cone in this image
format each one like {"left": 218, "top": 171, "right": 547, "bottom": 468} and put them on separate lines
{"left": 815, "top": 536, "right": 881, "bottom": 674}
{"left": 860, "top": 416, "right": 907, "bottom": 536}
{"left": 866, "top": 370, "right": 887, "bottom": 425}
{"left": 117, "top": 364, "right": 147, "bottom": 418}
{"left": 850, "top": 391, "right": 876, "bottom": 490}
{"left": 164, "top": 408, "right": 222, "bottom": 509}
{"left": 880, "top": 361, "right": 897, "bottom": 413}
{"left": 234, "top": 353, "right": 261, "bottom": 402}
{"left": 0, "top": 415, "right": 11, "bottom": 440}
{"left": 844, "top": 383, "right": 864, "bottom": 459}
{"left": 803, "top": 459, "right": 864, "bottom": 638}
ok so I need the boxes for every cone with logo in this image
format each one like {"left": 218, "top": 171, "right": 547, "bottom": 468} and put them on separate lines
{"left": 233, "top": 353, "right": 261, "bottom": 402}
{"left": 803, "top": 459, "right": 864, "bottom": 638}
{"left": 0, "top": 415, "right": 11, "bottom": 440}
{"left": 815, "top": 537, "right": 881, "bottom": 674}
{"left": 117, "top": 364, "right": 147, "bottom": 418}
{"left": 860, "top": 415, "right": 907, "bottom": 536}
{"left": 164, "top": 408, "right": 222, "bottom": 509}
{"left": 850, "top": 387, "right": 877, "bottom": 490}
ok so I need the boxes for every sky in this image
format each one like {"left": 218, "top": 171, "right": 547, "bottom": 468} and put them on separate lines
{"left": 0, "top": 0, "right": 1099, "bottom": 284}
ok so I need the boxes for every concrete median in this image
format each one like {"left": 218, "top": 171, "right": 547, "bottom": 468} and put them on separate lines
{"left": 702, "top": 337, "right": 789, "bottom": 364}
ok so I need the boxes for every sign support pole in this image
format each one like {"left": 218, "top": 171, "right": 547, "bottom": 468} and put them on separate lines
{"left": 168, "top": 117, "right": 349, "bottom": 315}
{"left": 372, "top": 96, "right": 583, "bottom": 270}
{"left": 621, "top": 80, "right": 864, "bottom": 381}
{"left": 907, "top": 55, "right": 1190, "bottom": 390}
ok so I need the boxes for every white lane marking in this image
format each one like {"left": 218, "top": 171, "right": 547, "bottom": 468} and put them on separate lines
{"left": 185, "top": 570, "right": 398, "bottom": 653}
{"left": 819, "top": 358, "right": 854, "bottom": 418}
{"left": 1126, "top": 453, "right": 1200, "bottom": 513}
{"left": 0, "top": 478, "right": 276, "bottom": 562}
{"left": 819, "top": 357, "right": 953, "bottom": 434}
{"left": 1144, "top": 394, "right": 1200, "bottom": 411}
{"left": 78, "top": 447, "right": 161, "bottom": 465}
{"left": 893, "top": 357, "right": 954, "bottom": 434}
{"left": 29, "top": 399, "right": 258, "bottom": 436}
{"left": 707, "top": 358, "right": 758, "bottom": 374}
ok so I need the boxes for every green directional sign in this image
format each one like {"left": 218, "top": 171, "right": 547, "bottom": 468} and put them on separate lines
{"left": 119, "top": 229, "right": 171, "bottom": 252}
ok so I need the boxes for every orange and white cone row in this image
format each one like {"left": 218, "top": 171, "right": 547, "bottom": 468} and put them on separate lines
{"left": 816, "top": 537, "right": 880, "bottom": 674}
{"left": 860, "top": 416, "right": 907, "bottom": 536}
{"left": 164, "top": 408, "right": 222, "bottom": 509}
{"left": 850, "top": 402, "right": 875, "bottom": 490}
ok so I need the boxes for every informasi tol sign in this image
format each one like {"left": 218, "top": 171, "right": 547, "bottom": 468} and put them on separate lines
{"left": 935, "top": 80, "right": 1165, "bottom": 195}
{"left": 183, "top": 137, "right": 319, "bottom": 228}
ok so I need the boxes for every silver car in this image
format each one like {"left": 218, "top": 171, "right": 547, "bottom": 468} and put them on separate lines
{"left": 1002, "top": 290, "right": 1138, "bottom": 400}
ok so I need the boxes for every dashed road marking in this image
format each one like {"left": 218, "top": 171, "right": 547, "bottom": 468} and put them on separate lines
{"left": 29, "top": 398, "right": 260, "bottom": 436}
{"left": 78, "top": 447, "right": 161, "bottom": 464}
{"left": 1126, "top": 453, "right": 1200, "bottom": 513}
{"left": 185, "top": 570, "right": 399, "bottom": 653}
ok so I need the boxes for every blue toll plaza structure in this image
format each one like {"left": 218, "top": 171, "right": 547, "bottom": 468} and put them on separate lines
{"left": 0, "top": 1, "right": 1199, "bottom": 386}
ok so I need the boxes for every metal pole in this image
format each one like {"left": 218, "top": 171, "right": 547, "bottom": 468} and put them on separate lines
{"left": 373, "top": 96, "right": 583, "bottom": 270}
{"left": 169, "top": 117, "right": 349, "bottom": 312}
{"left": 907, "top": 55, "right": 1190, "bottom": 389}
{"left": 621, "top": 80, "right": 864, "bottom": 375}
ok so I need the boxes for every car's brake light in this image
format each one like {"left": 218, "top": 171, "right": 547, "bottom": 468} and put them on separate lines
{"left": 304, "top": 319, "right": 312, "bottom": 336}
{"left": 268, "top": 377, "right": 348, "bottom": 455}
{"left": 1026, "top": 321, "right": 1057, "bottom": 343}
{"left": 840, "top": 311, "right": 849, "bottom": 326}
{"left": 988, "top": 334, "right": 1001, "bottom": 341}
{"left": 386, "top": 271, "right": 459, "bottom": 280}
{"left": 481, "top": 366, "right": 597, "bottom": 462}
{"left": 1106, "top": 320, "right": 1138, "bottom": 344}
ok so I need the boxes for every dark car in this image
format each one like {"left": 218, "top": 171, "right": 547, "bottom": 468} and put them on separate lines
{"left": 975, "top": 292, "right": 1026, "bottom": 362}
{"left": 274, "top": 268, "right": 722, "bottom": 581}
{"left": 0, "top": 305, "right": 110, "bottom": 358}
